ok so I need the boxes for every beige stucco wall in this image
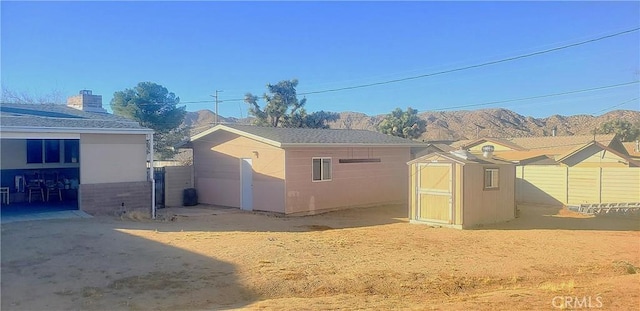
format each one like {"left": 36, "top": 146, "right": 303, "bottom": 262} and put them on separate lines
{"left": 462, "top": 164, "right": 516, "bottom": 227}
{"left": 285, "top": 147, "right": 410, "bottom": 214}
{"left": 192, "top": 131, "right": 285, "bottom": 212}
{"left": 80, "top": 133, "right": 147, "bottom": 184}
{"left": 0, "top": 139, "right": 80, "bottom": 170}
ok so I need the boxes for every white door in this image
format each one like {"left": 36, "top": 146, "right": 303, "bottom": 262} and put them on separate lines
{"left": 240, "top": 158, "right": 253, "bottom": 211}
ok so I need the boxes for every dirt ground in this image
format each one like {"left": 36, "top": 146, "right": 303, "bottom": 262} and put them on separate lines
{"left": 1, "top": 204, "right": 639, "bottom": 311}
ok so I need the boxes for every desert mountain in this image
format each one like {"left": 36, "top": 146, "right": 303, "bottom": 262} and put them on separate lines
{"left": 184, "top": 108, "right": 640, "bottom": 141}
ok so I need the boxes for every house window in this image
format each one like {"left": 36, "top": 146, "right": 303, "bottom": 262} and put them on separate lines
{"left": 26, "top": 139, "right": 43, "bottom": 163}
{"left": 312, "top": 157, "right": 332, "bottom": 181}
{"left": 64, "top": 140, "right": 80, "bottom": 163}
{"left": 44, "top": 139, "right": 61, "bottom": 163}
{"left": 484, "top": 168, "right": 499, "bottom": 190}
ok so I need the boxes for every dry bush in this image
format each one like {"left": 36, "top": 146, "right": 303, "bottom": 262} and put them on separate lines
{"left": 251, "top": 270, "right": 516, "bottom": 301}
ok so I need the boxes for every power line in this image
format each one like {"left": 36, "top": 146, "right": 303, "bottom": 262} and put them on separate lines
{"left": 593, "top": 97, "right": 639, "bottom": 114}
{"left": 297, "top": 27, "right": 640, "bottom": 96}
{"left": 428, "top": 81, "right": 639, "bottom": 111}
{"left": 178, "top": 27, "right": 639, "bottom": 104}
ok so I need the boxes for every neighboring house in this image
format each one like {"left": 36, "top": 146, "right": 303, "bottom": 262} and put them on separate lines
{"left": 407, "top": 150, "right": 516, "bottom": 229}
{"left": 186, "top": 124, "right": 425, "bottom": 215}
{"left": 622, "top": 141, "right": 640, "bottom": 162}
{"left": 452, "top": 134, "right": 638, "bottom": 167}
{"left": 450, "top": 135, "right": 639, "bottom": 206}
{"left": 0, "top": 90, "right": 155, "bottom": 216}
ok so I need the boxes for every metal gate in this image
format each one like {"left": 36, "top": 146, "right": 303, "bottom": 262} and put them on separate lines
{"left": 154, "top": 167, "right": 165, "bottom": 208}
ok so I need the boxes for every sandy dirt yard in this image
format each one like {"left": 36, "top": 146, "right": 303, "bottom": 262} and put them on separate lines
{"left": 1, "top": 204, "right": 639, "bottom": 311}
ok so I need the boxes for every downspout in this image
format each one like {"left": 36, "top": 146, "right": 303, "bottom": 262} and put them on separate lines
{"left": 149, "top": 133, "right": 156, "bottom": 219}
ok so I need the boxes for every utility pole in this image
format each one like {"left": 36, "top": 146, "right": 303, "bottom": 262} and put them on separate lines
{"left": 211, "top": 90, "right": 223, "bottom": 125}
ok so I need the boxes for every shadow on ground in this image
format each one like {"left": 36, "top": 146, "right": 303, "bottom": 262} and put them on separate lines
{"left": 1, "top": 218, "right": 256, "bottom": 310}
{"left": 481, "top": 204, "right": 640, "bottom": 231}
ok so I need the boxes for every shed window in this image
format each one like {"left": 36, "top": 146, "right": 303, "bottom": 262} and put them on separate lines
{"left": 312, "top": 157, "right": 332, "bottom": 181}
{"left": 484, "top": 168, "right": 499, "bottom": 190}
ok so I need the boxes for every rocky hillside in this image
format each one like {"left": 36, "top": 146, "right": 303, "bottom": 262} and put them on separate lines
{"left": 185, "top": 108, "right": 640, "bottom": 141}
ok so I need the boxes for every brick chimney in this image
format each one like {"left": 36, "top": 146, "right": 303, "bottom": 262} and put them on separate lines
{"left": 67, "top": 90, "right": 106, "bottom": 113}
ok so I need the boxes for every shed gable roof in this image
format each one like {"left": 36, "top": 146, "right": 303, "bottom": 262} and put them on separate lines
{"left": 191, "top": 124, "right": 425, "bottom": 148}
{"left": 0, "top": 103, "right": 152, "bottom": 134}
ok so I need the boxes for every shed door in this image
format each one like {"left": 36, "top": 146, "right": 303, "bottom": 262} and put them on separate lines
{"left": 417, "top": 163, "right": 453, "bottom": 223}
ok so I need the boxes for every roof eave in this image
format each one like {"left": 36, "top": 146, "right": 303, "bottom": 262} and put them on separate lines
{"left": 281, "top": 143, "right": 425, "bottom": 148}
{"left": 189, "top": 124, "right": 283, "bottom": 148}
{"left": 0, "top": 126, "right": 154, "bottom": 135}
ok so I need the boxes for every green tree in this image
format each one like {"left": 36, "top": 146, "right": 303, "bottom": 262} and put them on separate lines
{"left": 592, "top": 119, "right": 640, "bottom": 142}
{"left": 377, "top": 107, "right": 427, "bottom": 139}
{"left": 244, "top": 79, "right": 338, "bottom": 128}
{"left": 111, "top": 82, "right": 187, "bottom": 159}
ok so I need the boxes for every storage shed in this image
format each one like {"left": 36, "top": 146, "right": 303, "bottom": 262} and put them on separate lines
{"left": 407, "top": 149, "right": 516, "bottom": 229}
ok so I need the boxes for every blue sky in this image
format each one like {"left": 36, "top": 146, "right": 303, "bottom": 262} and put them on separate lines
{"left": 1, "top": 1, "right": 639, "bottom": 119}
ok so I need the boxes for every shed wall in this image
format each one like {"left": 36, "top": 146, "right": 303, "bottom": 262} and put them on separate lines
{"left": 285, "top": 147, "right": 410, "bottom": 214}
{"left": 462, "top": 164, "right": 516, "bottom": 227}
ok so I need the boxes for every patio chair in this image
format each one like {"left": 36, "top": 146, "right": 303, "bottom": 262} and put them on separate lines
{"left": 25, "top": 175, "right": 44, "bottom": 203}
{"left": 43, "top": 171, "right": 62, "bottom": 202}
{"left": 45, "top": 180, "right": 62, "bottom": 202}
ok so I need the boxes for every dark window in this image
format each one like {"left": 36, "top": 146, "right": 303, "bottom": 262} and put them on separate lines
{"left": 44, "top": 140, "right": 60, "bottom": 163}
{"left": 64, "top": 140, "right": 80, "bottom": 163}
{"left": 26, "top": 139, "right": 43, "bottom": 163}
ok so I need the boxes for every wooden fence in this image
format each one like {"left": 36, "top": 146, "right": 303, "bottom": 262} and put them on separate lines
{"left": 516, "top": 166, "right": 640, "bottom": 206}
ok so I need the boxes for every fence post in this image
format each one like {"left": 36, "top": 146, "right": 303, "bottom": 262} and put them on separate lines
{"left": 565, "top": 166, "right": 569, "bottom": 205}
{"left": 598, "top": 167, "right": 602, "bottom": 204}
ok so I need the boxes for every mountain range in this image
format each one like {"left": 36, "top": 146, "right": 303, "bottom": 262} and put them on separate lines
{"left": 184, "top": 108, "right": 640, "bottom": 141}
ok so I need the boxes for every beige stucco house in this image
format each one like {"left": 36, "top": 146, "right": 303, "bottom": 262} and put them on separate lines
{"left": 451, "top": 134, "right": 638, "bottom": 167}
{"left": 407, "top": 150, "right": 516, "bottom": 229}
{"left": 451, "top": 135, "right": 639, "bottom": 206}
{"left": 0, "top": 91, "right": 155, "bottom": 216}
{"left": 188, "top": 124, "right": 425, "bottom": 215}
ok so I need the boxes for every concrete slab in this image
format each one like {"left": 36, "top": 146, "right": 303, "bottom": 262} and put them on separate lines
{"left": 1, "top": 210, "right": 92, "bottom": 224}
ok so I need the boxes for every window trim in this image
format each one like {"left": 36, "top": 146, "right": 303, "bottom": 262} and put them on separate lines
{"left": 484, "top": 168, "right": 500, "bottom": 190}
{"left": 312, "top": 157, "right": 332, "bottom": 182}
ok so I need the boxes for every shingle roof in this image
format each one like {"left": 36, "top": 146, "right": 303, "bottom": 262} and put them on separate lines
{"left": 0, "top": 103, "right": 151, "bottom": 133}
{"left": 507, "top": 134, "right": 616, "bottom": 150}
{"left": 452, "top": 134, "right": 616, "bottom": 151}
{"left": 191, "top": 124, "right": 425, "bottom": 147}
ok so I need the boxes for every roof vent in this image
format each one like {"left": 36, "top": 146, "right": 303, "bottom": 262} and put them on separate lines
{"left": 482, "top": 145, "right": 495, "bottom": 158}
{"left": 450, "top": 149, "right": 477, "bottom": 161}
